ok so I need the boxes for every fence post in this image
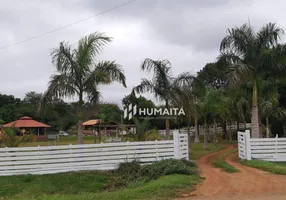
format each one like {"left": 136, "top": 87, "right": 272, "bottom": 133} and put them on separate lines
{"left": 126, "top": 141, "right": 129, "bottom": 162}
{"left": 173, "top": 130, "right": 180, "bottom": 159}
{"left": 5, "top": 147, "right": 8, "bottom": 173}
{"left": 37, "top": 145, "right": 40, "bottom": 173}
{"left": 100, "top": 142, "right": 103, "bottom": 169}
{"left": 69, "top": 144, "right": 72, "bottom": 171}
{"left": 245, "top": 130, "right": 251, "bottom": 160}
{"left": 275, "top": 134, "right": 278, "bottom": 158}
{"left": 185, "top": 135, "right": 189, "bottom": 160}
{"left": 155, "top": 140, "right": 158, "bottom": 161}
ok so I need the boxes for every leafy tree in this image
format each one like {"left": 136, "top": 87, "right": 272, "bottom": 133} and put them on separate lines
{"left": 23, "top": 91, "right": 42, "bottom": 105}
{"left": 40, "top": 32, "right": 126, "bottom": 144}
{"left": 197, "top": 61, "right": 227, "bottom": 89}
{"left": 97, "top": 103, "right": 121, "bottom": 123}
{"left": 219, "top": 22, "right": 286, "bottom": 138}
{"left": 133, "top": 58, "right": 194, "bottom": 139}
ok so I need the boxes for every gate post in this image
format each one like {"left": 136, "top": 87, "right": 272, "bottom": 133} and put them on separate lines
{"left": 245, "top": 130, "right": 251, "bottom": 160}
{"left": 173, "top": 130, "right": 180, "bottom": 159}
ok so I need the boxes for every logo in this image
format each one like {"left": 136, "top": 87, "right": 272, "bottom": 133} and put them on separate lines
{"left": 124, "top": 104, "right": 137, "bottom": 120}
{"left": 123, "top": 104, "right": 185, "bottom": 120}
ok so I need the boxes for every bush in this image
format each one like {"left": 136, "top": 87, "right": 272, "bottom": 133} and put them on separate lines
{"left": 115, "top": 160, "right": 142, "bottom": 183}
{"left": 108, "top": 158, "right": 196, "bottom": 189}
{"left": 144, "top": 129, "right": 162, "bottom": 141}
{"left": 140, "top": 159, "right": 192, "bottom": 180}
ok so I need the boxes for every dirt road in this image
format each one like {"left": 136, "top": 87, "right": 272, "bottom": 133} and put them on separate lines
{"left": 176, "top": 146, "right": 286, "bottom": 200}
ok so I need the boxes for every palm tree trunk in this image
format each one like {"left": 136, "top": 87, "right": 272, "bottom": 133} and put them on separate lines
{"left": 222, "top": 122, "right": 227, "bottom": 139}
{"left": 213, "top": 119, "right": 217, "bottom": 143}
{"left": 165, "top": 100, "right": 170, "bottom": 139}
{"left": 204, "top": 117, "right": 208, "bottom": 150}
{"left": 188, "top": 117, "right": 192, "bottom": 149}
{"left": 187, "top": 117, "right": 191, "bottom": 155}
{"left": 251, "top": 79, "right": 260, "bottom": 138}
{"left": 266, "top": 117, "right": 270, "bottom": 138}
{"left": 244, "top": 120, "right": 247, "bottom": 130}
{"left": 227, "top": 120, "right": 232, "bottom": 141}
{"left": 77, "top": 93, "right": 84, "bottom": 144}
{"left": 194, "top": 116, "right": 200, "bottom": 143}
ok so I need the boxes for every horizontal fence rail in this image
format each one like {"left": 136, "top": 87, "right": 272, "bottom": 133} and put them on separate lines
{"left": 238, "top": 130, "right": 286, "bottom": 162}
{"left": 0, "top": 133, "right": 188, "bottom": 176}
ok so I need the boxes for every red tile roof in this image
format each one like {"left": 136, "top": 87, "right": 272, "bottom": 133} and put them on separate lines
{"left": 3, "top": 116, "right": 51, "bottom": 128}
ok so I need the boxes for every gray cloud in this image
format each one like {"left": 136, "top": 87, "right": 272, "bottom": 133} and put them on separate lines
{"left": 0, "top": 0, "right": 286, "bottom": 106}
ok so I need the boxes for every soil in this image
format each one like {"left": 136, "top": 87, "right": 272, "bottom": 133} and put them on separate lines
{"left": 176, "top": 146, "right": 286, "bottom": 200}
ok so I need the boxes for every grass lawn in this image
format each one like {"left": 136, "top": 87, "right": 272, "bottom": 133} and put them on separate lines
{"left": 212, "top": 149, "right": 240, "bottom": 173}
{"left": 11, "top": 174, "right": 201, "bottom": 200}
{"left": 18, "top": 135, "right": 137, "bottom": 147}
{"left": 190, "top": 142, "right": 227, "bottom": 160}
{"left": 0, "top": 171, "right": 109, "bottom": 199}
{"left": 240, "top": 160, "right": 286, "bottom": 175}
{"left": 1, "top": 169, "right": 201, "bottom": 200}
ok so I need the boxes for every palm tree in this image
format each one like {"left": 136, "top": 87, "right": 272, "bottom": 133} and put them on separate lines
{"left": 0, "top": 128, "right": 34, "bottom": 147}
{"left": 133, "top": 58, "right": 194, "bottom": 139}
{"left": 40, "top": 32, "right": 126, "bottom": 144}
{"left": 259, "top": 80, "right": 286, "bottom": 137}
{"left": 220, "top": 23, "right": 285, "bottom": 138}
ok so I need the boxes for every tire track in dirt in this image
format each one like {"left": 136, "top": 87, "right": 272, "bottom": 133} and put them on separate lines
{"left": 175, "top": 145, "right": 286, "bottom": 200}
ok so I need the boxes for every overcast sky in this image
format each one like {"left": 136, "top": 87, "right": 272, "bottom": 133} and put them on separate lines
{"left": 1, "top": 0, "right": 286, "bottom": 108}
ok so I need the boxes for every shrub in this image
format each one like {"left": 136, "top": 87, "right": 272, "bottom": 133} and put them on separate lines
{"left": 115, "top": 160, "right": 143, "bottom": 184}
{"left": 140, "top": 159, "right": 192, "bottom": 180}
{"left": 108, "top": 158, "right": 196, "bottom": 189}
{"left": 144, "top": 129, "right": 162, "bottom": 141}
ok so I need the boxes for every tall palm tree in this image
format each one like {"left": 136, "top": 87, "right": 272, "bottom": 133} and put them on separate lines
{"left": 133, "top": 58, "right": 194, "bottom": 139}
{"left": 220, "top": 23, "right": 285, "bottom": 138}
{"left": 40, "top": 32, "right": 126, "bottom": 144}
{"left": 259, "top": 79, "right": 286, "bottom": 137}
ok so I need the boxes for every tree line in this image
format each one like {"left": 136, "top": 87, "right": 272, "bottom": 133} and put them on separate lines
{"left": 1, "top": 22, "right": 286, "bottom": 147}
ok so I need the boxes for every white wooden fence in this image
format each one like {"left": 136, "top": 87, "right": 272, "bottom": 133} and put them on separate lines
{"left": 159, "top": 123, "right": 252, "bottom": 137}
{"left": 238, "top": 130, "right": 286, "bottom": 161}
{"left": 0, "top": 132, "right": 188, "bottom": 176}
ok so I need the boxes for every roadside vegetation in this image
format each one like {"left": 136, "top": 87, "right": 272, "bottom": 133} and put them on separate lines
{"left": 240, "top": 160, "right": 286, "bottom": 175}
{"left": 1, "top": 159, "right": 201, "bottom": 200}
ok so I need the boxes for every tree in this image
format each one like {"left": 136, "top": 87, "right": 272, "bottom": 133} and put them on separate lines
{"left": 133, "top": 118, "right": 150, "bottom": 141}
{"left": 0, "top": 128, "right": 34, "bottom": 147}
{"left": 40, "top": 32, "right": 126, "bottom": 144}
{"left": 23, "top": 91, "right": 42, "bottom": 105}
{"left": 133, "top": 58, "right": 194, "bottom": 139}
{"left": 197, "top": 61, "right": 228, "bottom": 89}
{"left": 97, "top": 103, "right": 121, "bottom": 123}
{"left": 220, "top": 22, "right": 285, "bottom": 138}
{"left": 259, "top": 80, "right": 286, "bottom": 137}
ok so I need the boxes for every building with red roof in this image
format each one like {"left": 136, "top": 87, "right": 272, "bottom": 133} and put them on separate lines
{"left": 3, "top": 116, "right": 50, "bottom": 136}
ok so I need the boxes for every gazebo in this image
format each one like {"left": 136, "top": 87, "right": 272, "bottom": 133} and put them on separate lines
{"left": 3, "top": 116, "right": 50, "bottom": 136}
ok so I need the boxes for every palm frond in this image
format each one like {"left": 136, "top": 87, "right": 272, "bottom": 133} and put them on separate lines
{"left": 39, "top": 74, "right": 77, "bottom": 112}
{"left": 173, "top": 72, "right": 196, "bottom": 87}
{"left": 94, "top": 61, "right": 126, "bottom": 87}
{"left": 220, "top": 23, "right": 254, "bottom": 56}
{"left": 85, "top": 85, "right": 101, "bottom": 106}
{"left": 256, "top": 22, "right": 284, "bottom": 48}
{"left": 76, "top": 32, "right": 112, "bottom": 72}
{"left": 51, "top": 42, "right": 76, "bottom": 73}
{"left": 133, "top": 78, "right": 155, "bottom": 95}
{"left": 226, "top": 63, "right": 255, "bottom": 88}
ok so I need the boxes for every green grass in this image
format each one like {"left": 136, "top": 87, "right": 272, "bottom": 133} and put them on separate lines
{"left": 241, "top": 160, "right": 286, "bottom": 175}
{"left": 10, "top": 174, "right": 201, "bottom": 200}
{"left": 0, "top": 171, "right": 109, "bottom": 199}
{"left": 18, "top": 135, "right": 137, "bottom": 147}
{"left": 190, "top": 143, "right": 225, "bottom": 160}
{"left": 212, "top": 149, "right": 240, "bottom": 173}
